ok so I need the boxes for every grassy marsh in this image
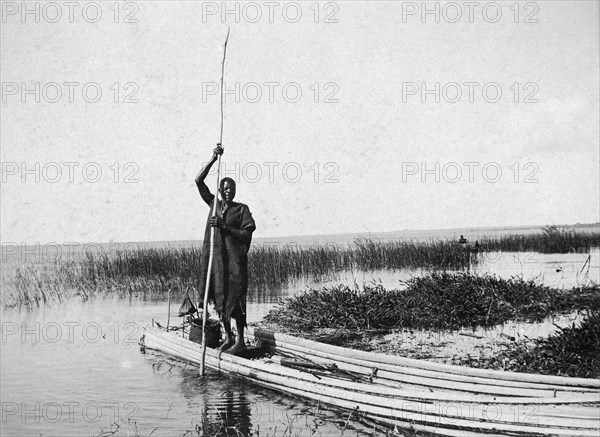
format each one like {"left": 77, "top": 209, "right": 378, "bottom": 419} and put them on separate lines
{"left": 2, "top": 229, "right": 598, "bottom": 308}
{"left": 477, "top": 226, "right": 599, "bottom": 254}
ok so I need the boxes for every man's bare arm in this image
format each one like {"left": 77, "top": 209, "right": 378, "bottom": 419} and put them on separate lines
{"left": 196, "top": 144, "right": 223, "bottom": 205}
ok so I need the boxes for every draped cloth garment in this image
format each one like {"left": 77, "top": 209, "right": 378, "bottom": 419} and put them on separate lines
{"left": 197, "top": 182, "right": 256, "bottom": 325}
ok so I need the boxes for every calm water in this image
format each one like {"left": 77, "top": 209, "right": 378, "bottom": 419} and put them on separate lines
{"left": 284, "top": 249, "right": 599, "bottom": 290}
{"left": 1, "top": 298, "right": 389, "bottom": 437}
{"left": 1, "top": 249, "right": 598, "bottom": 436}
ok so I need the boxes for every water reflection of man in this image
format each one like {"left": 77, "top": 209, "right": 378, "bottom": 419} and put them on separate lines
{"left": 195, "top": 144, "right": 256, "bottom": 355}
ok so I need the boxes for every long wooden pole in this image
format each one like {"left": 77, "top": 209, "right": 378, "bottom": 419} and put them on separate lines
{"left": 166, "top": 288, "right": 171, "bottom": 331}
{"left": 200, "top": 28, "right": 230, "bottom": 376}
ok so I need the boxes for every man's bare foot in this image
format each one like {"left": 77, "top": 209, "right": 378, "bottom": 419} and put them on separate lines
{"left": 217, "top": 339, "right": 234, "bottom": 352}
{"left": 225, "top": 342, "right": 247, "bottom": 356}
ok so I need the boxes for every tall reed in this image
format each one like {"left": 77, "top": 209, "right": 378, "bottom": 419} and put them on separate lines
{"left": 477, "top": 226, "right": 599, "bottom": 253}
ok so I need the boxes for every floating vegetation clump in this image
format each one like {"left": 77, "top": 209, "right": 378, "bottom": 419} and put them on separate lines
{"left": 476, "top": 310, "right": 600, "bottom": 379}
{"left": 264, "top": 273, "right": 600, "bottom": 332}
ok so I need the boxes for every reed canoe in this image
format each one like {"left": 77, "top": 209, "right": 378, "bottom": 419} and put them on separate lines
{"left": 141, "top": 323, "right": 600, "bottom": 436}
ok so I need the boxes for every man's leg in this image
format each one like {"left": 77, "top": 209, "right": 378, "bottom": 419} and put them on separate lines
{"left": 218, "top": 318, "right": 235, "bottom": 352}
{"left": 225, "top": 316, "right": 247, "bottom": 355}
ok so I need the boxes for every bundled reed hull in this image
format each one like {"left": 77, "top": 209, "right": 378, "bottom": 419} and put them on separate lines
{"left": 248, "top": 329, "right": 599, "bottom": 394}
{"left": 141, "top": 325, "right": 600, "bottom": 436}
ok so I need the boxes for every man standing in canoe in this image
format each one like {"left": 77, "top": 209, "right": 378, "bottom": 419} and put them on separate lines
{"left": 196, "top": 144, "right": 256, "bottom": 355}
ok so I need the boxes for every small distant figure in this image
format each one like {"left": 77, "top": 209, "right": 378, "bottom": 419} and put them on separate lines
{"left": 458, "top": 235, "right": 472, "bottom": 273}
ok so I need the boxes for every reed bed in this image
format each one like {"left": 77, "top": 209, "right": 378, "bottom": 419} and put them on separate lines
{"left": 3, "top": 250, "right": 202, "bottom": 309}
{"left": 477, "top": 226, "right": 599, "bottom": 253}
{"left": 264, "top": 273, "right": 600, "bottom": 332}
{"left": 247, "top": 237, "right": 474, "bottom": 285}
{"left": 3, "top": 229, "right": 598, "bottom": 308}
{"left": 3, "top": 239, "right": 475, "bottom": 308}
{"left": 351, "top": 238, "right": 474, "bottom": 271}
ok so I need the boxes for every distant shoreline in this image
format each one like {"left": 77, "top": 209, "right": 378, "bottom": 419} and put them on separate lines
{"left": 1, "top": 222, "right": 599, "bottom": 250}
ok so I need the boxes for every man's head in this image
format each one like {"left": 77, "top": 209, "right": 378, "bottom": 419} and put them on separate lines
{"left": 220, "top": 177, "right": 236, "bottom": 204}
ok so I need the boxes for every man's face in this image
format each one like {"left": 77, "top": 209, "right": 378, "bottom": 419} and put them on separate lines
{"left": 221, "top": 180, "right": 236, "bottom": 203}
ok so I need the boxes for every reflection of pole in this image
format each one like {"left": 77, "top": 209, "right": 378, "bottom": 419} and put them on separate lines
{"left": 198, "top": 388, "right": 252, "bottom": 435}
{"left": 201, "top": 28, "right": 230, "bottom": 377}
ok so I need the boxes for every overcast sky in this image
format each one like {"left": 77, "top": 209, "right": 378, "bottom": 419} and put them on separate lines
{"left": 1, "top": 1, "right": 598, "bottom": 244}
